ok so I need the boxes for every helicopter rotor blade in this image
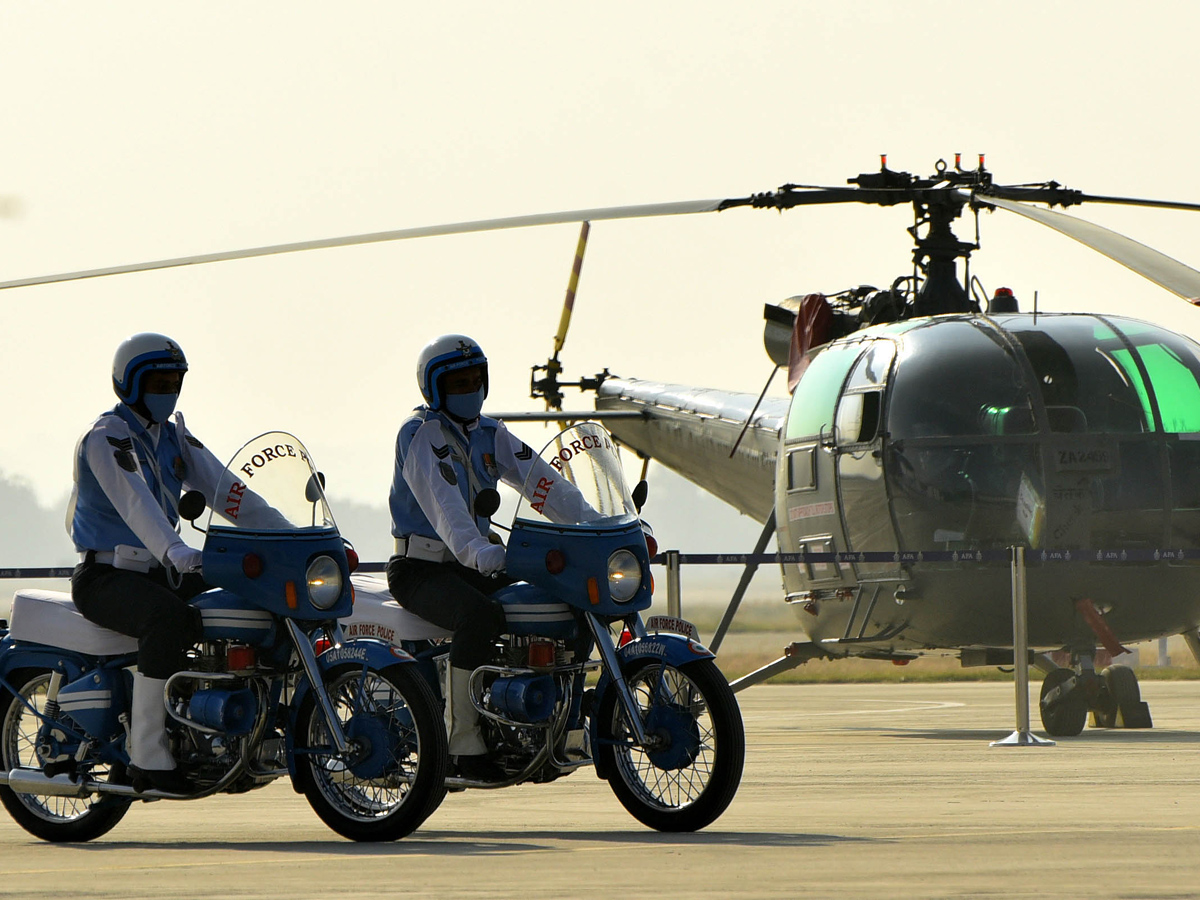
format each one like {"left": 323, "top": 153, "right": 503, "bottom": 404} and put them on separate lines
{"left": 553, "top": 220, "right": 591, "bottom": 361}
{"left": 0, "top": 199, "right": 724, "bottom": 292}
{"left": 978, "top": 195, "right": 1200, "bottom": 301}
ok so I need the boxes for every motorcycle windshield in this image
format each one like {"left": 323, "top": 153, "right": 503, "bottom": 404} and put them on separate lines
{"left": 514, "top": 422, "right": 637, "bottom": 526}
{"left": 205, "top": 431, "right": 336, "bottom": 532}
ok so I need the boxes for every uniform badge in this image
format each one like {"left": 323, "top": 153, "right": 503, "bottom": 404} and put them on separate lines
{"left": 439, "top": 461, "right": 458, "bottom": 485}
{"left": 482, "top": 452, "right": 498, "bottom": 478}
{"left": 106, "top": 436, "right": 137, "bottom": 473}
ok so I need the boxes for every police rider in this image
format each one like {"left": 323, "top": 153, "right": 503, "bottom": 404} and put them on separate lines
{"left": 387, "top": 334, "right": 596, "bottom": 782}
{"left": 69, "top": 333, "right": 229, "bottom": 794}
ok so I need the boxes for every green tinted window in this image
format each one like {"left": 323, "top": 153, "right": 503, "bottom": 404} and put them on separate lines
{"left": 786, "top": 344, "right": 862, "bottom": 439}
{"left": 1138, "top": 344, "right": 1200, "bottom": 433}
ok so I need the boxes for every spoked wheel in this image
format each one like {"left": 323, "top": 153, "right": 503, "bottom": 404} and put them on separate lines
{"left": 296, "top": 663, "right": 447, "bottom": 841}
{"left": 597, "top": 657, "right": 744, "bottom": 832}
{"left": 1039, "top": 667, "right": 1088, "bottom": 737}
{"left": 0, "top": 669, "right": 131, "bottom": 842}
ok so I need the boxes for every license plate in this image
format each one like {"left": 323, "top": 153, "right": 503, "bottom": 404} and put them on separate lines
{"left": 645, "top": 615, "right": 699, "bottom": 641}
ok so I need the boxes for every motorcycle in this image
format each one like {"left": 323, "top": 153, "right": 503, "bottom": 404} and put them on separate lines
{"left": 346, "top": 421, "right": 745, "bottom": 832}
{"left": 0, "top": 431, "right": 447, "bottom": 843}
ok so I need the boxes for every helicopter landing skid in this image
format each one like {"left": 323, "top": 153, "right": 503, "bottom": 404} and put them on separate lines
{"left": 728, "top": 641, "right": 831, "bottom": 694}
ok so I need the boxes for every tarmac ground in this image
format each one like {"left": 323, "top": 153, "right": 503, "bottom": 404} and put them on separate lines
{"left": 0, "top": 680, "right": 1198, "bottom": 899}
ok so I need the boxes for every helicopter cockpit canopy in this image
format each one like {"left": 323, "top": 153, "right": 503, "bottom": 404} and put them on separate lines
{"left": 781, "top": 312, "right": 1200, "bottom": 565}
{"left": 886, "top": 314, "right": 1200, "bottom": 441}
{"left": 879, "top": 313, "right": 1200, "bottom": 552}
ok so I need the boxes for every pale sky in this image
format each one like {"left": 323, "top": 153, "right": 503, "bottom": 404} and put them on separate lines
{"left": 4, "top": 1, "right": 1200, "bottom": 560}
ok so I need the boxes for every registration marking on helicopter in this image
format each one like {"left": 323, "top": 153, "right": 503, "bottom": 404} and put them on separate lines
{"left": 788, "top": 501, "right": 835, "bottom": 521}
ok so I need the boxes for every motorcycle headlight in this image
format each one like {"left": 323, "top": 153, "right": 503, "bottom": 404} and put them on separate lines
{"left": 306, "top": 555, "right": 343, "bottom": 610}
{"left": 607, "top": 549, "right": 642, "bottom": 603}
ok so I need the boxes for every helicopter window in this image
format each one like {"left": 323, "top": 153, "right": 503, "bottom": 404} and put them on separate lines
{"left": 1011, "top": 318, "right": 1151, "bottom": 434}
{"left": 844, "top": 341, "right": 895, "bottom": 390}
{"left": 1126, "top": 341, "right": 1200, "bottom": 434}
{"left": 836, "top": 391, "right": 882, "bottom": 445}
{"left": 787, "top": 448, "right": 816, "bottom": 491}
{"left": 785, "top": 343, "right": 864, "bottom": 440}
{"left": 887, "top": 321, "right": 1033, "bottom": 439}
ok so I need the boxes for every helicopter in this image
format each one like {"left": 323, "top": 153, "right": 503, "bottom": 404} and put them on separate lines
{"left": 5, "top": 155, "right": 1200, "bottom": 738}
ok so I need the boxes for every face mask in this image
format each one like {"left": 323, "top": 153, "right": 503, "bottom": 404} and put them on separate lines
{"left": 143, "top": 392, "right": 179, "bottom": 423}
{"left": 444, "top": 386, "right": 485, "bottom": 421}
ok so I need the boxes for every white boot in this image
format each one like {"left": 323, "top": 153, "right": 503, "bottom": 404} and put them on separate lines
{"left": 444, "top": 666, "right": 487, "bottom": 757}
{"left": 129, "top": 672, "right": 176, "bottom": 772}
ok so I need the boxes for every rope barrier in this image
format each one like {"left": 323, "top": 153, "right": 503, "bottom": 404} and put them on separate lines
{"left": 3, "top": 546, "right": 1198, "bottom": 579}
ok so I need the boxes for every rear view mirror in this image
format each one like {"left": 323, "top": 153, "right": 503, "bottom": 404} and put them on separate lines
{"left": 178, "top": 490, "right": 207, "bottom": 522}
{"left": 474, "top": 488, "right": 502, "bottom": 518}
{"left": 631, "top": 480, "right": 649, "bottom": 513}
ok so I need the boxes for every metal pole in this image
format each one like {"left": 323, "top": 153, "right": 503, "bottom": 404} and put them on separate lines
{"left": 665, "top": 550, "right": 681, "bottom": 619}
{"left": 710, "top": 511, "right": 776, "bottom": 654}
{"left": 991, "top": 545, "right": 1055, "bottom": 747}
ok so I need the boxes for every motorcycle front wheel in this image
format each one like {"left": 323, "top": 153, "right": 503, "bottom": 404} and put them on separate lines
{"left": 597, "top": 657, "right": 744, "bottom": 832}
{"left": 295, "top": 663, "right": 447, "bottom": 841}
{"left": 0, "top": 668, "right": 132, "bottom": 842}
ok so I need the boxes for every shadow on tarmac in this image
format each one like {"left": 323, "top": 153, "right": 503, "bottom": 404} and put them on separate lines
{"left": 63, "top": 830, "right": 877, "bottom": 855}
{"left": 886, "top": 728, "right": 1200, "bottom": 743}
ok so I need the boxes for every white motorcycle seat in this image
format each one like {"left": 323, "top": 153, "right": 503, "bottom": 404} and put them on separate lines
{"left": 9, "top": 590, "right": 140, "bottom": 656}
{"left": 344, "top": 574, "right": 453, "bottom": 644}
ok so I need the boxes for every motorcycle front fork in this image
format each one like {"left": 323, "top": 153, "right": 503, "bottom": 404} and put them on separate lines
{"left": 285, "top": 619, "right": 351, "bottom": 754}
{"left": 585, "top": 613, "right": 651, "bottom": 747}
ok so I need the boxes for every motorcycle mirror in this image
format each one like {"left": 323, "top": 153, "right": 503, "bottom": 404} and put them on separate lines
{"left": 305, "top": 472, "right": 326, "bottom": 503}
{"left": 474, "top": 488, "right": 502, "bottom": 519}
{"left": 632, "top": 480, "right": 649, "bottom": 513}
{"left": 178, "top": 490, "right": 207, "bottom": 522}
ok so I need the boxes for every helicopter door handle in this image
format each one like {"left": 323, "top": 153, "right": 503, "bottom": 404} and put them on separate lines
{"left": 818, "top": 424, "right": 837, "bottom": 453}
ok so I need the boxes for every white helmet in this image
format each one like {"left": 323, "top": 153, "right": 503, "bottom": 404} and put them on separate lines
{"left": 416, "top": 334, "right": 488, "bottom": 410}
{"left": 112, "top": 333, "right": 188, "bottom": 407}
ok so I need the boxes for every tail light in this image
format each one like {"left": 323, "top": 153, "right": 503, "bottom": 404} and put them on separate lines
{"left": 644, "top": 534, "right": 658, "bottom": 558}
{"left": 545, "top": 549, "right": 566, "bottom": 575}
{"left": 618, "top": 627, "right": 633, "bottom": 648}
{"left": 313, "top": 636, "right": 332, "bottom": 655}
{"left": 345, "top": 546, "right": 360, "bottom": 573}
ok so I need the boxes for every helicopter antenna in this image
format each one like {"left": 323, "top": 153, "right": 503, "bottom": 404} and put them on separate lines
{"left": 728, "top": 365, "right": 781, "bottom": 458}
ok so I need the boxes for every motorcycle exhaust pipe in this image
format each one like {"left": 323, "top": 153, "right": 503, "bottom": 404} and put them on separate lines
{"left": 0, "top": 768, "right": 176, "bottom": 800}
{"left": 3, "top": 768, "right": 93, "bottom": 798}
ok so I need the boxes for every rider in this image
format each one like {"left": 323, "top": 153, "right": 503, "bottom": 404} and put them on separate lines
{"left": 69, "top": 333, "right": 228, "bottom": 794}
{"left": 387, "top": 334, "right": 589, "bottom": 781}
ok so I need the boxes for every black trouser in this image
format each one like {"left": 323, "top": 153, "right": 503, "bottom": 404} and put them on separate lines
{"left": 72, "top": 556, "right": 207, "bottom": 679}
{"left": 385, "top": 556, "right": 509, "bottom": 670}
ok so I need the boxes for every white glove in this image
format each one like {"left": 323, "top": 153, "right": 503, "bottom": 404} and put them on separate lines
{"left": 476, "top": 543, "right": 506, "bottom": 576}
{"left": 166, "top": 544, "right": 203, "bottom": 574}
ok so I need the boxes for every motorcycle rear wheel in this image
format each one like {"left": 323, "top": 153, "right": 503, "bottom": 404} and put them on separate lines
{"left": 296, "top": 663, "right": 447, "bottom": 841}
{"left": 0, "top": 668, "right": 132, "bottom": 842}
{"left": 598, "top": 657, "right": 744, "bottom": 832}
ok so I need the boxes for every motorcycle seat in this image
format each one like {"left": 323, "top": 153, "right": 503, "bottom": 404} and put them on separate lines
{"left": 9, "top": 590, "right": 139, "bottom": 656}
{"left": 342, "top": 574, "right": 454, "bottom": 644}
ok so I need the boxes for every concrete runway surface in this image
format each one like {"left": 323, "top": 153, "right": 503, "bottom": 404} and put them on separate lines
{"left": 0, "top": 680, "right": 1198, "bottom": 899}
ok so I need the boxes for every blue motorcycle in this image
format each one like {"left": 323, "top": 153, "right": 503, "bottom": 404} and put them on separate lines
{"left": 347, "top": 422, "right": 745, "bottom": 832}
{"left": 0, "top": 432, "right": 447, "bottom": 842}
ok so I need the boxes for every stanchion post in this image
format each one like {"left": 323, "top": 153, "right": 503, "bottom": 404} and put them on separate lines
{"left": 991, "top": 545, "right": 1055, "bottom": 747}
{"left": 665, "top": 550, "right": 681, "bottom": 619}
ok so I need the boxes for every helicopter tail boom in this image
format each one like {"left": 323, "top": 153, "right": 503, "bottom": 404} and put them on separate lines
{"left": 595, "top": 378, "right": 787, "bottom": 522}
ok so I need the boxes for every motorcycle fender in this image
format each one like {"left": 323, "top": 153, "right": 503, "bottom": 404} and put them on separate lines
{"left": 590, "top": 633, "right": 714, "bottom": 780}
{"left": 0, "top": 642, "right": 90, "bottom": 696}
{"left": 284, "top": 638, "right": 416, "bottom": 791}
